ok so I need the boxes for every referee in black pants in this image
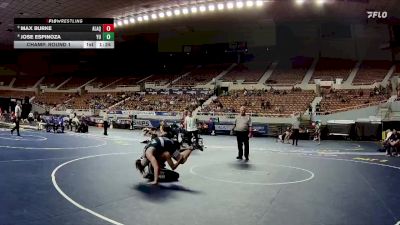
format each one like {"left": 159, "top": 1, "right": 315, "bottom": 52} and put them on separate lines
{"left": 232, "top": 106, "right": 252, "bottom": 161}
{"left": 103, "top": 112, "right": 109, "bottom": 136}
{"left": 292, "top": 112, "right": 301, "bottom": 146}
{"left": 11, "top": 101, "right": 22, "bottom": 136}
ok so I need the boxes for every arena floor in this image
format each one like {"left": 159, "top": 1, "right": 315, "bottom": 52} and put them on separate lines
{"left": 1, "top": 127, "right": 400, "bottom": 225}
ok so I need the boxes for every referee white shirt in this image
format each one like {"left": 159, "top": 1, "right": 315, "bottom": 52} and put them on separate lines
{"left": 292, "top": 114, "right": 300, "bottom": 129}
{"left": 15, "top": 104, "right": 22, "bottom": 118}
{"left": 103, "top": 113, "right": 109, "bottom": 123}
{"left": 185, "top": 115, "right": 197, "bottom": 132}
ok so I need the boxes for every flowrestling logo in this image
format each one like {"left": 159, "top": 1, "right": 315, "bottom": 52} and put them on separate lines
{"left": 367, "top": 11, "right": 388, "bottom": 19}
{"left": 132, "top": 119, "right": 152, "bottom": 127}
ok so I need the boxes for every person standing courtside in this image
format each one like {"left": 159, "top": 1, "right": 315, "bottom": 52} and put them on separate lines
{"left": 184, "top": 110, "right": 200, "bottom": 149}
{"left": 103, "top": 111, "right": 109, "bottom": 136}
{"left": 232, "top": 106, "right": 252, "bottom": 161}
{"left": 291, "top": 112, "right": 301, "bottom": 146}
{"left": 11, "top": 101, "right": 22, "bottom": 136}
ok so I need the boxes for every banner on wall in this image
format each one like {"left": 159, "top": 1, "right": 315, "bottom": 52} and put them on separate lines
{"left": 108, "top": 110, "right": 123, "bottom": 115}
{"left": 111, "top": 118, "right": 268, "bottom": 136}
{"left": 155, "top": 112, "right": 178, "bottom": 116}
{"left": 107, "top": 111, "right": 156, "bottom": 117}
{"left": 253, "top": 126, "right": 268, "bottom": 135}
{"left": 108, "top": 111, "right": 178, "bottom": 117}
{"left": 132, "top": 119, "right": 154, "bottom": 128}
{"left": 214, "top": 124, "right": 268, "bottom": 135}
{"left": 215, "top": 124, "right": 235, "bottom": 131}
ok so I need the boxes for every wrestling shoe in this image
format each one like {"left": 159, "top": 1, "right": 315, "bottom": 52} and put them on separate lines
{"left": 195, "top": 144, "right": 204, "bottom": 151}
{"left": 143, "top": 172, "right": 154, "bottom": 180}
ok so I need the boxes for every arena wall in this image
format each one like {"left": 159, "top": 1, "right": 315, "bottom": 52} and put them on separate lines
{"left": 314, "top": 105, "right": 380, "bottom": 124}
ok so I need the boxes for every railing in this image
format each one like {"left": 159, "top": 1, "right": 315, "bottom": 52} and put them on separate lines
{"left": 197, "top": 111, "right": 293, "bottom": 118}
{"left": 106, "top": 110, "right": 182, "bottom": 117}
{"left": 315, "top": 100, "right": 387, "bottom": 115}
{"left": 116, "top": 85, "right": 139, "bottom": 88}
{"left": 172, "top": 84, "right": 196, "bottom": 87}
{"left": 144, "top": 81, "right": 170, "bottom": 86}
{"left": 242, "top": 81, "right": 259, "bottom": 84}
{"left": 267, "top": 83, "right": 300, "bottom": 86}
{"left": 351, "top": 80, "right": 380, "bottom": 86}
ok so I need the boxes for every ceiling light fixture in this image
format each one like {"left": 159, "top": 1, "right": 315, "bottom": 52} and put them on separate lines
{"left": 246, "top": 0, "right": 254, "bottom": 7}
{"left": 199, "top": 5, "right": 206, "bottom": 12}
{"left": 208, "top": 4, "right": 216, "bottom": 11}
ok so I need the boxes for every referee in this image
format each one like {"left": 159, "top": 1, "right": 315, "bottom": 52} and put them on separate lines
{"left": 103, "top": 111, "right": 109, "bottom": 136}
{"left": 232, "top": 106, "right": 252, "bottom": 161}
{"left": 291, "top": 112, "right": 300, "bottom": 146}
{"left": 11, "top": 101, "right": 22, "bottom": 136}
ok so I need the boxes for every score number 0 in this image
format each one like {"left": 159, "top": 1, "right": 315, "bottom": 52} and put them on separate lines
{"left": 101, "top": 24, "right": 114, "bottom": 41}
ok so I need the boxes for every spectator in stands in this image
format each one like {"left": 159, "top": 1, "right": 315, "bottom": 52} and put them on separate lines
{"left": 71, "top": 115, "right": 80, "bottom": 132}
{"left": 37, "top": 115, "right": 46, "bottom": 131}
{"left": 387, "top": 129, "right": 399, "bottom": 157}
{"left": 316, "top": 103, "right": 321, "bottom": 112}
{"left": 11, "top": 101, "right": 22, "bottom": 136}
{"left": 77, "top": 116, "right": 88, "bottom": 133}
{"left": 45, "top": 116, "right": 55, "bottom": 132}
{"left": 28, "top": 112, "right": 34, "bottom": 124}
{"left": 2, "top": 110, "right": 9, "bottom": 122}
{"left": 278, "top": 127, "right": 291, "bottom": 144}
{"left": 208, "top": 118, "right": 216, "bottom": 136}
{"left": 380, "top": 129, "right": 393, "bottom": 153}
{"left": 54, "top": 116, "right": 65, "bottom": 133}
{"left": 313, "top": 121, "right": 321, "bottom": 145}
{"left": 181, "top": 109, "right": 188, "bottom": 127}
{"left": 69, "top": 112, "right": 75, "bottom": 131}
{"left": 261, "top": 100, "right": 265, "bottom": 110}
{"left": 284, "top": 127, "right": 291, "bottom": 143}
{"left": 232, "top": 106, "right": 252, "bottom": 161}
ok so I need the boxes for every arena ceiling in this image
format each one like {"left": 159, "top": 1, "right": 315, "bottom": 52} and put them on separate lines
{"left": 0, "top": 0, "right": 398, "bottom": 48}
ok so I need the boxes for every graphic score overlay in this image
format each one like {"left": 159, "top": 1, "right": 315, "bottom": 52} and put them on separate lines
{"left": 14, "top": 18, "right": 114, "bottom": 49}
